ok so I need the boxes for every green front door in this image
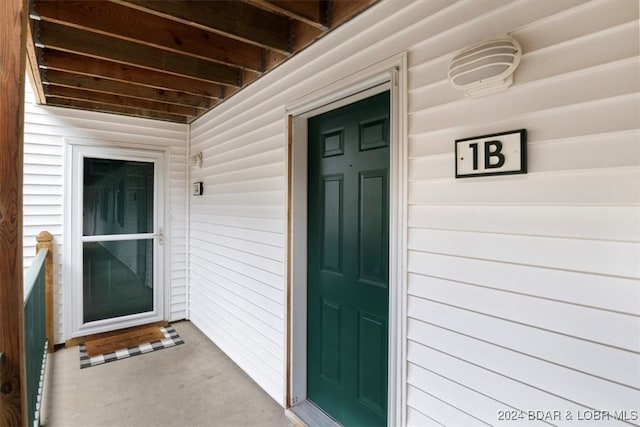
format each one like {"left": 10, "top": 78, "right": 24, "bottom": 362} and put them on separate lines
{"left": 307, "top": 91, "right": 390, "bottom": 427}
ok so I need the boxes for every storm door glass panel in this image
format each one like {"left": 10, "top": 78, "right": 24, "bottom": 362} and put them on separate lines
{"left": 82, "top": 157, "right": 155, "bottom": 323}
{"left": 83, "top": 158, "right": 153, "bottom": 236}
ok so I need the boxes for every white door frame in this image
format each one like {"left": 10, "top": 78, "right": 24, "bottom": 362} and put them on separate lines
{"left": 64, "top": 140, "right": 168, "bottom": 338}
{"left": 285, "top": 53, "right": 408, "bottom": 427}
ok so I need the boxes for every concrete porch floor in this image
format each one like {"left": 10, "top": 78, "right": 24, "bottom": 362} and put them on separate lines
{"left": 41, "top": 321, "right": 293, "bottom": 427}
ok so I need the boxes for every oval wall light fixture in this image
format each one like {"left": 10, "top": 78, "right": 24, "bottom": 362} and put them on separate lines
{"left": 448, "top": 36, "right": 522, "bottom": 97}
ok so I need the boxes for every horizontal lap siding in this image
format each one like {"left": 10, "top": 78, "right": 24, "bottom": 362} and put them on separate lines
{"left": 187, "top": 0, "right": 462, "bottom": 405}
{"left": 23, "top": 99, "right": 66, "bottom": 345}
{"left": 188, "top": 0, "right": 640, "bottom": 419}
{"left": 405, "top": 0, "right": 640, "bottom": 424}
{"left": 189, "top": 114, "right": 287, "bottom": 401}
{"left": 169, "top": 148, "right": 188, "bottom": 320}
{"left": 23, "top": 85, "right": 188, "bottom": 343}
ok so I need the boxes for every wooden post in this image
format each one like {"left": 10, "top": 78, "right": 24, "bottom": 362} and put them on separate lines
{"left": 0, "top": 0, "right": 28, "bottom": 425}
{"left": 36, "top": 232, "right": 55, "bottom": 353}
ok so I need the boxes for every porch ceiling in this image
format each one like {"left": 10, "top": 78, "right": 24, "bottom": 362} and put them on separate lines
{"left": 27, "top": 0, "right": 376, "bottom": 124}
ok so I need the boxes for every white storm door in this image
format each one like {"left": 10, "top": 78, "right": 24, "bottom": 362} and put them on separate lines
{"left": 71, "top": 145, "right": 165, "bottom": 337}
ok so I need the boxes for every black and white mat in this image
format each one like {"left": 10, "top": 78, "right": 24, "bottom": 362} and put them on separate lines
{"left": 79, "top": 325, "right": 184, "bottom": 369}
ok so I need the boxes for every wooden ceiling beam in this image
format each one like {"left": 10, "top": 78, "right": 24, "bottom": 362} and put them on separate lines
{"left": 46, "top": 97, "right": 188, "bottom": 123}
{"left": 113, "top": 0, "right": 293, "bottom": 54}
{"left": 332, "top": 0, "right": 377, "bottom": 27}
{"left": 287, "top": 1, "right": 374, "bottom": 52}
{"left": 32, "top": 0, "right": 276, "bottom": 73}
{"left": 25, "top": 20, "right": 46, "bottom": 104}
{"left": 45, "top": 86, "right": 198, "bottom": 117}
{"left": 291, "top": 20, "right": 325, "bottom": 52}
{"left": 245, "top": 0, "right": 329, "bottom": 30}
{"left": 41, "top": 50, "right": 225, "bottom": 99}
{"left": 36, "top": 21, "right": 242, "bottom": 87}
{"left": 26, "top": 0, "right": 377, "bottom": 122}
{"left": 43, "top": 69, "right": 213, "bottom": 110}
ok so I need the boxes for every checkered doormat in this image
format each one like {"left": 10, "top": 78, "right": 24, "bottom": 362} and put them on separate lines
{"left": 79, "top": 325, "right": 184, "bottom": 368}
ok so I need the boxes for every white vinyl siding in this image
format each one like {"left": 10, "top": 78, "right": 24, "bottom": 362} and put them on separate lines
{"left": 407, "top": 1, "right": 640, "bottom": 425}
{"left": 188, "top": 120, "right": 287, "bottom": 401}
{"left": 189, "top": 0, "right": 639, "bottom": 420}
{"left": 23, "top": 84, "right": 189, "bottom": 343}
{"left": 404, "top": 0, "right": 640, "bottom": 422}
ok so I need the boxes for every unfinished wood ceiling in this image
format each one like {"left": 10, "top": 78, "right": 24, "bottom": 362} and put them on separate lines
{"left": 27, "top": 0, "right": 376, "bottom": 123}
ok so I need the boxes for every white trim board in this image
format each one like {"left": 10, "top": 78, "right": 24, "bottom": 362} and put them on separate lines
{"left": 286, "top": 52, "right": 408, "bottom": 427}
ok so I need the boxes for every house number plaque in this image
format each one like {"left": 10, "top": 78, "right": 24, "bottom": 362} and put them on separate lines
{"left": 455, "top": 129, "right": 527, "bottom": 178}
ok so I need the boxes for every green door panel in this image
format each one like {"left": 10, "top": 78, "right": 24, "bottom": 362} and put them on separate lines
{"left": 307, "top": 91, "right": 390, "bottom": 427}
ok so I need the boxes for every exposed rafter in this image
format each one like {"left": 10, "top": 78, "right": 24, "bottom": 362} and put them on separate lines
{"left": 245, "top": 0, "right": 331, "bottom": 30}
{"left": 112, "top": 0, "right": 294, "bottom": 54}
{"left": 37, "top": 21, "right": 243, "bottom": 87}
{"left": 47, "top": 97, "right": 189, "bottom": 123}
{"left": 43, "top": 70, "right": 214, "bottom": 109}
{"left": 26, "top": 0, "right": 377, "bottom": 123}
{"left": 41, "top": 50, "right": 228, "bottom": 99}
{"left": 45, "top": 85, "right": 201, "bottom": 117}
{"left": 33, "top": 1, "right": 280, "bottom": 72}
{"left": 25, "top": 20, "right": 45, "bottom": 103}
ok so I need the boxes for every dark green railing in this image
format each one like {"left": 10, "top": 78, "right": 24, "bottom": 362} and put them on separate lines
{"left": 23, "top": 248, "right": 49, "bottom": 427}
